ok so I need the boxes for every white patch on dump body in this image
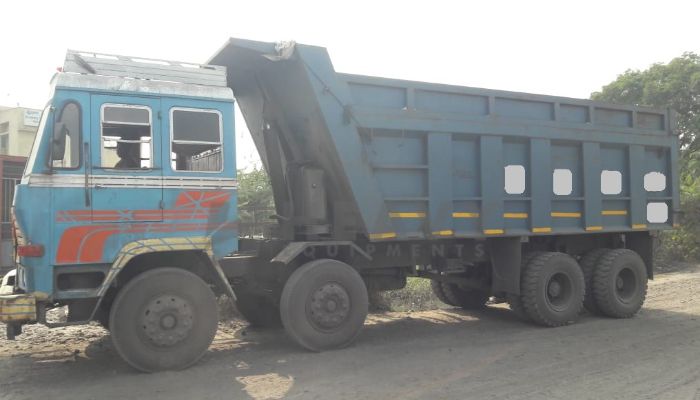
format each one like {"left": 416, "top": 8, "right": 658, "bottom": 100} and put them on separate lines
{"left": 553, "top": 169, "right": 573, "bottom": 196}
{"left": 644, "top": 172, "right": 666, "bottom": 192}
{"left": 504, "top": 165, "right": 525, "bottom": 194}
{"left": 647, "top": 202, "right": 668, "bottom": 223}
{"left": 601, "top": 170, "right": 622, "bottom": 195}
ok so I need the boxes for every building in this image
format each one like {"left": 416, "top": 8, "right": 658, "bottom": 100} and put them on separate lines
{"left": 0, "top": 106, "right": 38, "bottom": 272}
{"left": 0, "top": 106, "right": 42, "bottom": 157}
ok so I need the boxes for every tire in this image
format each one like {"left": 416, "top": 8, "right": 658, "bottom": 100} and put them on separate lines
{"left": 235, "top": 292, "right": 282, "bottom": 328}
{"left": 280, "top": 259, "right": 368, "bottom": 352}
{"left": 592, "top": 249, "right": 648, "bottom": 318}
{"left": 508, "top": 251, "right": 544, "bottom": 320}
{"left": 109, "top": 268, "right": 218, "bottom": 372}
{"left": 521, "top": 252, "right": 585, "bottom": 327}
{"left": 430, "top": 280, "right": 459, "bottom": 307}
{"left": 579, "top": 248, "right": 609, "bottom": 315}
{"left": 440, "top": 282, "right": 489, "bottom": 310}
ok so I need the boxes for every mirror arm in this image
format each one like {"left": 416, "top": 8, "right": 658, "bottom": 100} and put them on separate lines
{"left": 47, "top": 138, "right": 55, "bottom": 175}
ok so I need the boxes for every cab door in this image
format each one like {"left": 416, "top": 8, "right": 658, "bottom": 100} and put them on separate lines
{"left": 89, "top": 95, "right": 163, "bottom": 222}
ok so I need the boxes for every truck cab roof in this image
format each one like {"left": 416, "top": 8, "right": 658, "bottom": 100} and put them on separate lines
{"left": 53, "top": 50, "right": 233, "bottom": 101}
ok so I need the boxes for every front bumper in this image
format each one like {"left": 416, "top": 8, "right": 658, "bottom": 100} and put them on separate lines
{"left": 0, "top": 294, "right": 37, "bottom": 323}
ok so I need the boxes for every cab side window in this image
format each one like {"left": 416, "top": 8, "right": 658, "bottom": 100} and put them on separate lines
{"left": 170, "top": 108, "right": 222, "bottom": 172}
{"left": 101, "top": 104, "right": 152, "bottom": 169}
{"left": 51, "top": 102, "right": 81, "bottom": 168}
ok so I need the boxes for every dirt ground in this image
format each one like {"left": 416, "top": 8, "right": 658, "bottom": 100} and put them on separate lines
{"left": 2, "top": 264, "right": 700, "bottom": 400}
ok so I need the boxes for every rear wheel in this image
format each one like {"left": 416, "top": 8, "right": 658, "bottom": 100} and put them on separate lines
{"left": 109, "top": 268, "right": 218, "bottom": 372}
{"left": 280, "top": 259, "right": 368, "bottom": 351}
{"left": 521, "top": 252, "right": 585, "bottom": 327}
{"left": 579, "top": 248, "right": 609, "bottom": 315}
{"left": 508, "top": 251, "right": 544, "bottom": 320}
{"left": 440, "top": 282, "right": 489, "bottom": 310}
{"left": 592, "top": 249, "right": 648, "bottom": 318}
{"left": 430, "top": 280, "right": 459, "bottom": 307}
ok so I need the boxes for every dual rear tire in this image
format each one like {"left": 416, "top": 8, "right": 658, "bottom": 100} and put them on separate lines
{"left": 588, "top": 249, "right": 648, "bottom": 318}
{"left": 510, "top": 248, "right": 648, "bottom": 327}
{"left": 518, "top": 252, "right": 585, "bottom": 327}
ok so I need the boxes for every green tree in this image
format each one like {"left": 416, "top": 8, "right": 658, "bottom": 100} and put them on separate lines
{"left": 237, "top": 167, "right": 274, "bottom": 237}
{"left": 592, "top": 52, "right": 700, "bottom": 261}
{"left": 592, "top": 52, "right": 700, "bottom": 151}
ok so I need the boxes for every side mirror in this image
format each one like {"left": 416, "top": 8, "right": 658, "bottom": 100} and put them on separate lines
{"left": 51, "top": 122, "right": 67, "bottom": 164}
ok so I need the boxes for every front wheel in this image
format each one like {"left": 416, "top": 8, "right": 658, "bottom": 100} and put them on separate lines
{"left": 109, "top": 268, "right": 218, "bottom": 372}
{"left": 280, "top": 259, "right": 368, "bottom": 352}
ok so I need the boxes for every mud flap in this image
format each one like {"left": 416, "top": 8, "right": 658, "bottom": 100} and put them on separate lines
{"left": 211, "top": 258, "right": 237, "bottom": 301}
{"left": 487, "top": 237, "right": 522, "bottom": 295}
{"left": 626, "top": 231, "right": 654, "bottom": 280}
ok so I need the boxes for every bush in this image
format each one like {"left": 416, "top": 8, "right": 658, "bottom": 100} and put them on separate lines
{"left": 371, "top": 278, "right": 444, "bottom": 312}
{"left": 656, "top": 151, "right": 700, "bottom": 264}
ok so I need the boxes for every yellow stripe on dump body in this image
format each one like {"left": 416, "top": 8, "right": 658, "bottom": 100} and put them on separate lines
{"left": 585, "top": 226, "right": 603, "bottom": 231}
{"left": 389, "top": 212, "right": 426, "bottom": 218}
{"left": 602, "top": 210, "right": 628, "bottom": 216}
{"left": 632, "top": 224, "right": 647, "bottom": 229}
{"left": 551, "top": 212, "right": 581, "bottom": 218}
{"left": 369, "top": 232, "right": 397, "bottom": 240}
{"left": 532, "top": 227, "right": 552, "bottom": 233}
{"left": 503, "top": 213, "right": 528, "bottom": 219}
{"left": 483, "top": 229, "right": 504, "bottom": 235}
{"left": 432, "top": 230, "right": 454, "bottom": 236}
{"left": 453, "top": 212, "right": 480, "bottom": 218}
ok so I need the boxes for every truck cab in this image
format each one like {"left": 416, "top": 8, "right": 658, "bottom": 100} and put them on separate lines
{"left": 1, "top": 51, "right": 239, "bottom": 369}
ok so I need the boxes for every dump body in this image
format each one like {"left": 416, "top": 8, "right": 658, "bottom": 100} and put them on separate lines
{"left": 210, "top": 39, "right": 679, "bottom": 242}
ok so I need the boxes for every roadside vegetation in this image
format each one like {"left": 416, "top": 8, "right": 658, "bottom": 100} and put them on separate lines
{"left": 593, "top": 52, "right": 700, "bottom": 265}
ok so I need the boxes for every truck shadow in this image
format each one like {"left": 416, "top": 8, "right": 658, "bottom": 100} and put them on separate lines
{"left": 1, "top": 304, "right": 698, "bottom": 399}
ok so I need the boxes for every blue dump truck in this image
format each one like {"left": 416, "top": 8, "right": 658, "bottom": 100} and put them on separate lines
{"left": 0, "top": 38, "right": 679, "bottom": 371}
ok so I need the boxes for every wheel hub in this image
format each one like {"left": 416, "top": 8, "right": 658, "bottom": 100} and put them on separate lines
{"left": 545, "top": 272, "right": 573, "bottom": 311}
{"left": 308, "top": 283, "right": 350, "bottom": 331}
{"left": 142, "top": 295, "right": 194, "bottom": 347}
{"left": 615, "top": 267, "right": 637, "bottom": 302}
{"left": 548, "top": 281, "right": 562, "bottom": 297}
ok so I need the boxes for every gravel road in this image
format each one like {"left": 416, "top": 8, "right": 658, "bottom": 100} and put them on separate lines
{"left": 2, "top": 264, "right": 700, "bottom": 400}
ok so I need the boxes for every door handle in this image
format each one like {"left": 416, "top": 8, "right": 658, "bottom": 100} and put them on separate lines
{"left": 95, "top": 184, "right": 105, "bottom": 190}
{"left": 83, "top": 142, "right": 91, "bottom": 207}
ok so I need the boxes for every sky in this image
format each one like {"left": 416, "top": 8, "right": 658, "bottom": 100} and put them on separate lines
{"left": 1, "top": 0, "right": 698, "bottom": 168}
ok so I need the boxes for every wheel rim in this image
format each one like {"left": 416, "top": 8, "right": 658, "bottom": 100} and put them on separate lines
{"left": 141, "top": 295, "right": 194, "bottom": 347}
{"left": 545, "top": 272, "right": 574, "bottom": 311}
{"left": 615, "top": 266, "right": 638, "bottom": 303}
{"left": 307, "top": 282, "right": 351, "bottom": 332}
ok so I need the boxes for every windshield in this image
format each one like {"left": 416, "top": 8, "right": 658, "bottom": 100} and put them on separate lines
{"left": 21, "top": 104, "right": 52, "bottom": 183}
